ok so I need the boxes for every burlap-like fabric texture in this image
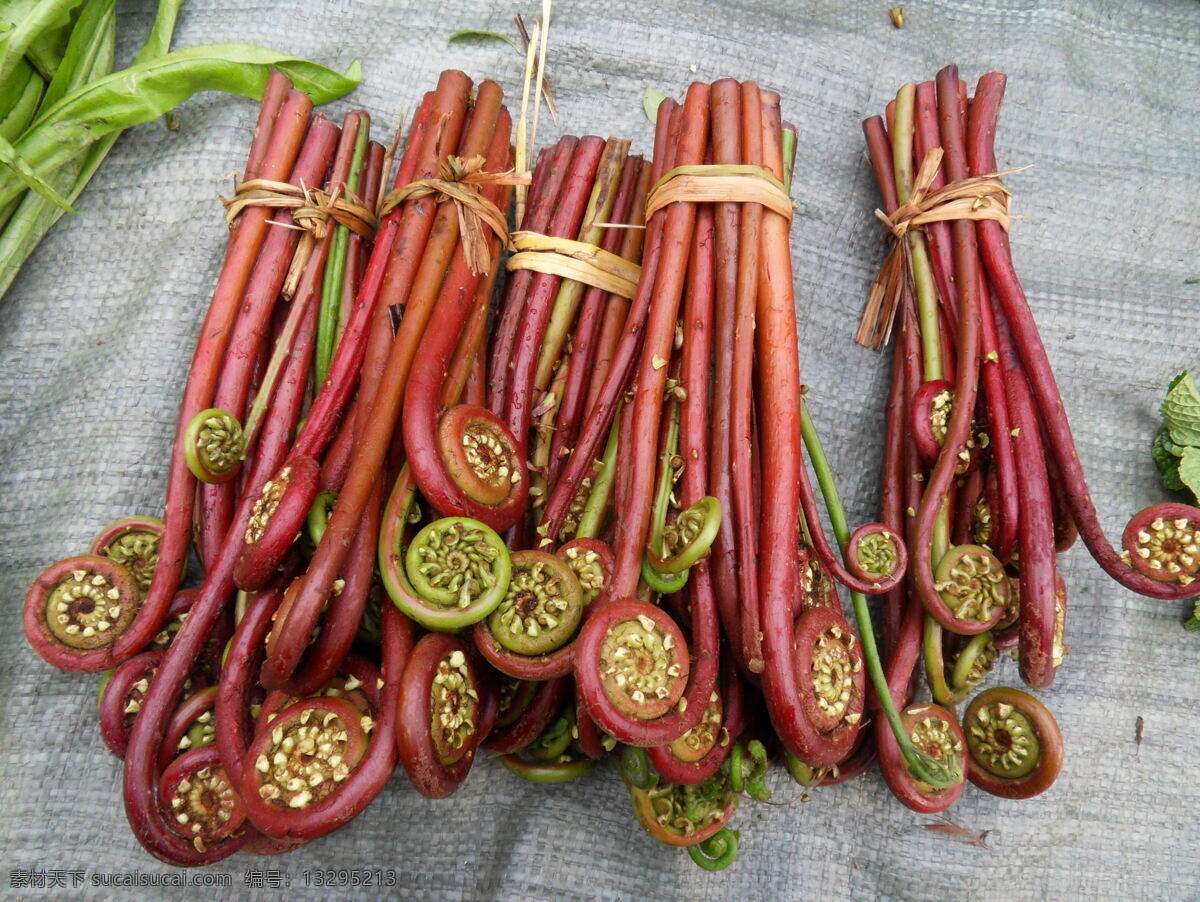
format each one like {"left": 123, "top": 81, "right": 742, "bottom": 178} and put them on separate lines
{"left": 2, "top": 1, "right": 1197, "bottom": 899}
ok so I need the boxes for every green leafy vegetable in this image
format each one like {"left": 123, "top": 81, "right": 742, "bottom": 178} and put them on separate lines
{"left": 1160, "top": 371, "right": 1200, "bottom": 448}
{"left": 1153, "top": 369, "right": 1200, "bottom": 503}
{"left": 0, "top": 132, "right": 76, "bottom": 212}
{"left": 0, "top": 0, "right": 359, "bottom": 298}
{"left": 1178, "top": 446, "right": 1200, "bottom": 499}
{"left": 40, "top": 0, "right": 116, "bottom": 112}
{"left": 0, "top": 61, "right": 44, "bottom": 142}
{"left": 0, "top": 0, "right": 84, "bottom": 83}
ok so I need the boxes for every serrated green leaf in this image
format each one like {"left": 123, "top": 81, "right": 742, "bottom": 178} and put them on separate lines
{"left": 643, "top": 87, "right": 667, "bottom": 124}
{"left": 1161, "top": 370, "right": 1200, "bottom": 448}
{"left": 1168, "top": 370, "right": 1189, "bottom": 392}
{"left": 1177, "top": 446, "right": 1200, "bottom": 502}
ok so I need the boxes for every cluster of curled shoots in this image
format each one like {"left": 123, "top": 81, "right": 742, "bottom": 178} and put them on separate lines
{"left": 21, "top": 68, "right": 1200, "bottom": 874}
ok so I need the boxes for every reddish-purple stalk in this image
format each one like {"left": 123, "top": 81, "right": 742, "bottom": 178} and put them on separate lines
{"left": 319, "top": 103, "right": 432, "bottom": 496}
{"left": 502, "top": 137, "right": 608, "bottom": 461}
{"left": 1006, "top": 367, "right": 1058, "bottom": 688}
{"left": 265, "top": 142, "right": 394, "bottom": 699}
{"left": 197, "top": 114, "right": 345, "bottom": 565}
{"left": 121, "top": 194, "right": 328, "bottom": 865}
{"left": 912, "top": 90, "right": 1018, "bottom": 563}
{"left": 99, "top": 651, "right": 164, "bottom": 759}
{"left": 482, "top": 678, "right": 569, "bottom": 755}
{"left": 257, "top": 80, "right": 500, "bottom": 689}
{"left": 706, "top": 79, "right": 744, "bottom": 661}
{"left": 975, "top": 272, "right": 1020, "bottom": 561}
{"left": 38, "top": 86, "right": 309, "bottom": 675}
{"left": 233, "top": 76, "right": 472, "bottom": 592}
{"left": 535, "top": 100, "right": 679, "bottom": 543}
{"left": 913, "top": 81, "right": 958, "bottom": 333}
{"left": 401, "top": 113, "right": 522, "bottom": 530}
{"left": 215, "top": 581, "right": 286, "bottom": 790}
{"left": 582, "top": 167, "right": 649, "bottom": 417}
{"left": 732, "top": 81, "right": 765, "bottom": 673}
{"left": 905, "top": 65, "right": 991, "bottom": 633}
{"left": 757, "top": 86, "right": 858, "bottom": 767}
{"left": 158, "top": 686, "right": 218, "bottom": 772}
{"left": 968, "top": 71, "right": 1200, "bottom": 600}
{"left": 608, "top": 83, "right": 710, "bottom": 596}
{"left": 487, "top": 139, "right": 578, "bottom": 412}
{"left": 546, "top": 155, "right": 644, "bottom": 487}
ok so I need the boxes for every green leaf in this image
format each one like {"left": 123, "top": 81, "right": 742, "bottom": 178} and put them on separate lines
{"left": 1160, "top": 431, "right": 1190, "bottom": 458}
{"left": 643, "top": 87, "right": 667, "bottom": 124}
{"left": 1153, "top": 430, "right": 1185, "bottom": 492}
{"left": 1177, "top": 446, "right": 1200, "bottom": 502}
{"left": 1153, "top": 428, "right": 1180, "bottom": 468}
{"left": 0, "top": 0, "right": 182, "bottom": 298}
{"left": 0, "top": 0, "right": 85, "bottom": 83}
{"left": 40, "top": 0, "right": 115, "bottom": 112}
{"left": 137, "top": 0, "right": 186, "bottom": 61}
{"left": 1, "top": 44, "right": 361, "bottom": 210}
{"left": 0, "top": 131, "right": 76, "bottom": 212}
{"left": 24, "top": 20, "right": 70, "bottom": 79}
{"left": 1161, "top": 370, "right": 1200, "bottom": 448}
{"left": 447, "top": 29, "right": 521, "bottom": 54}
{"left": 0, "top": 61, "right": 45, "bottom": 143}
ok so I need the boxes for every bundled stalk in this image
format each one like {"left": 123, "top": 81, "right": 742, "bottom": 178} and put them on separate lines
{"left": 21, "top": 65, "right": 411, "bottom": 864}
{"left": 853, "top": 66, "right": 1200, "bottom": 813}
{"left": 26, "top": 55, "right": 1174, "bottom": 875}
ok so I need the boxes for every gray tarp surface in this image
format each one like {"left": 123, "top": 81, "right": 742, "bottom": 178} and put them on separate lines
{"left": 2, "top": 1, "right": 1198, "bottom": 899}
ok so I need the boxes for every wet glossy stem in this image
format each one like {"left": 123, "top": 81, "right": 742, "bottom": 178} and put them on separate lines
{"left": 800, "top": 404, "right": 954, "bottom": 789}
{"left": 575, "top": 409, "right": 620, "bottom": 540}
{"left": 317, "top": 116, "right": 372, "bottom": 385}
